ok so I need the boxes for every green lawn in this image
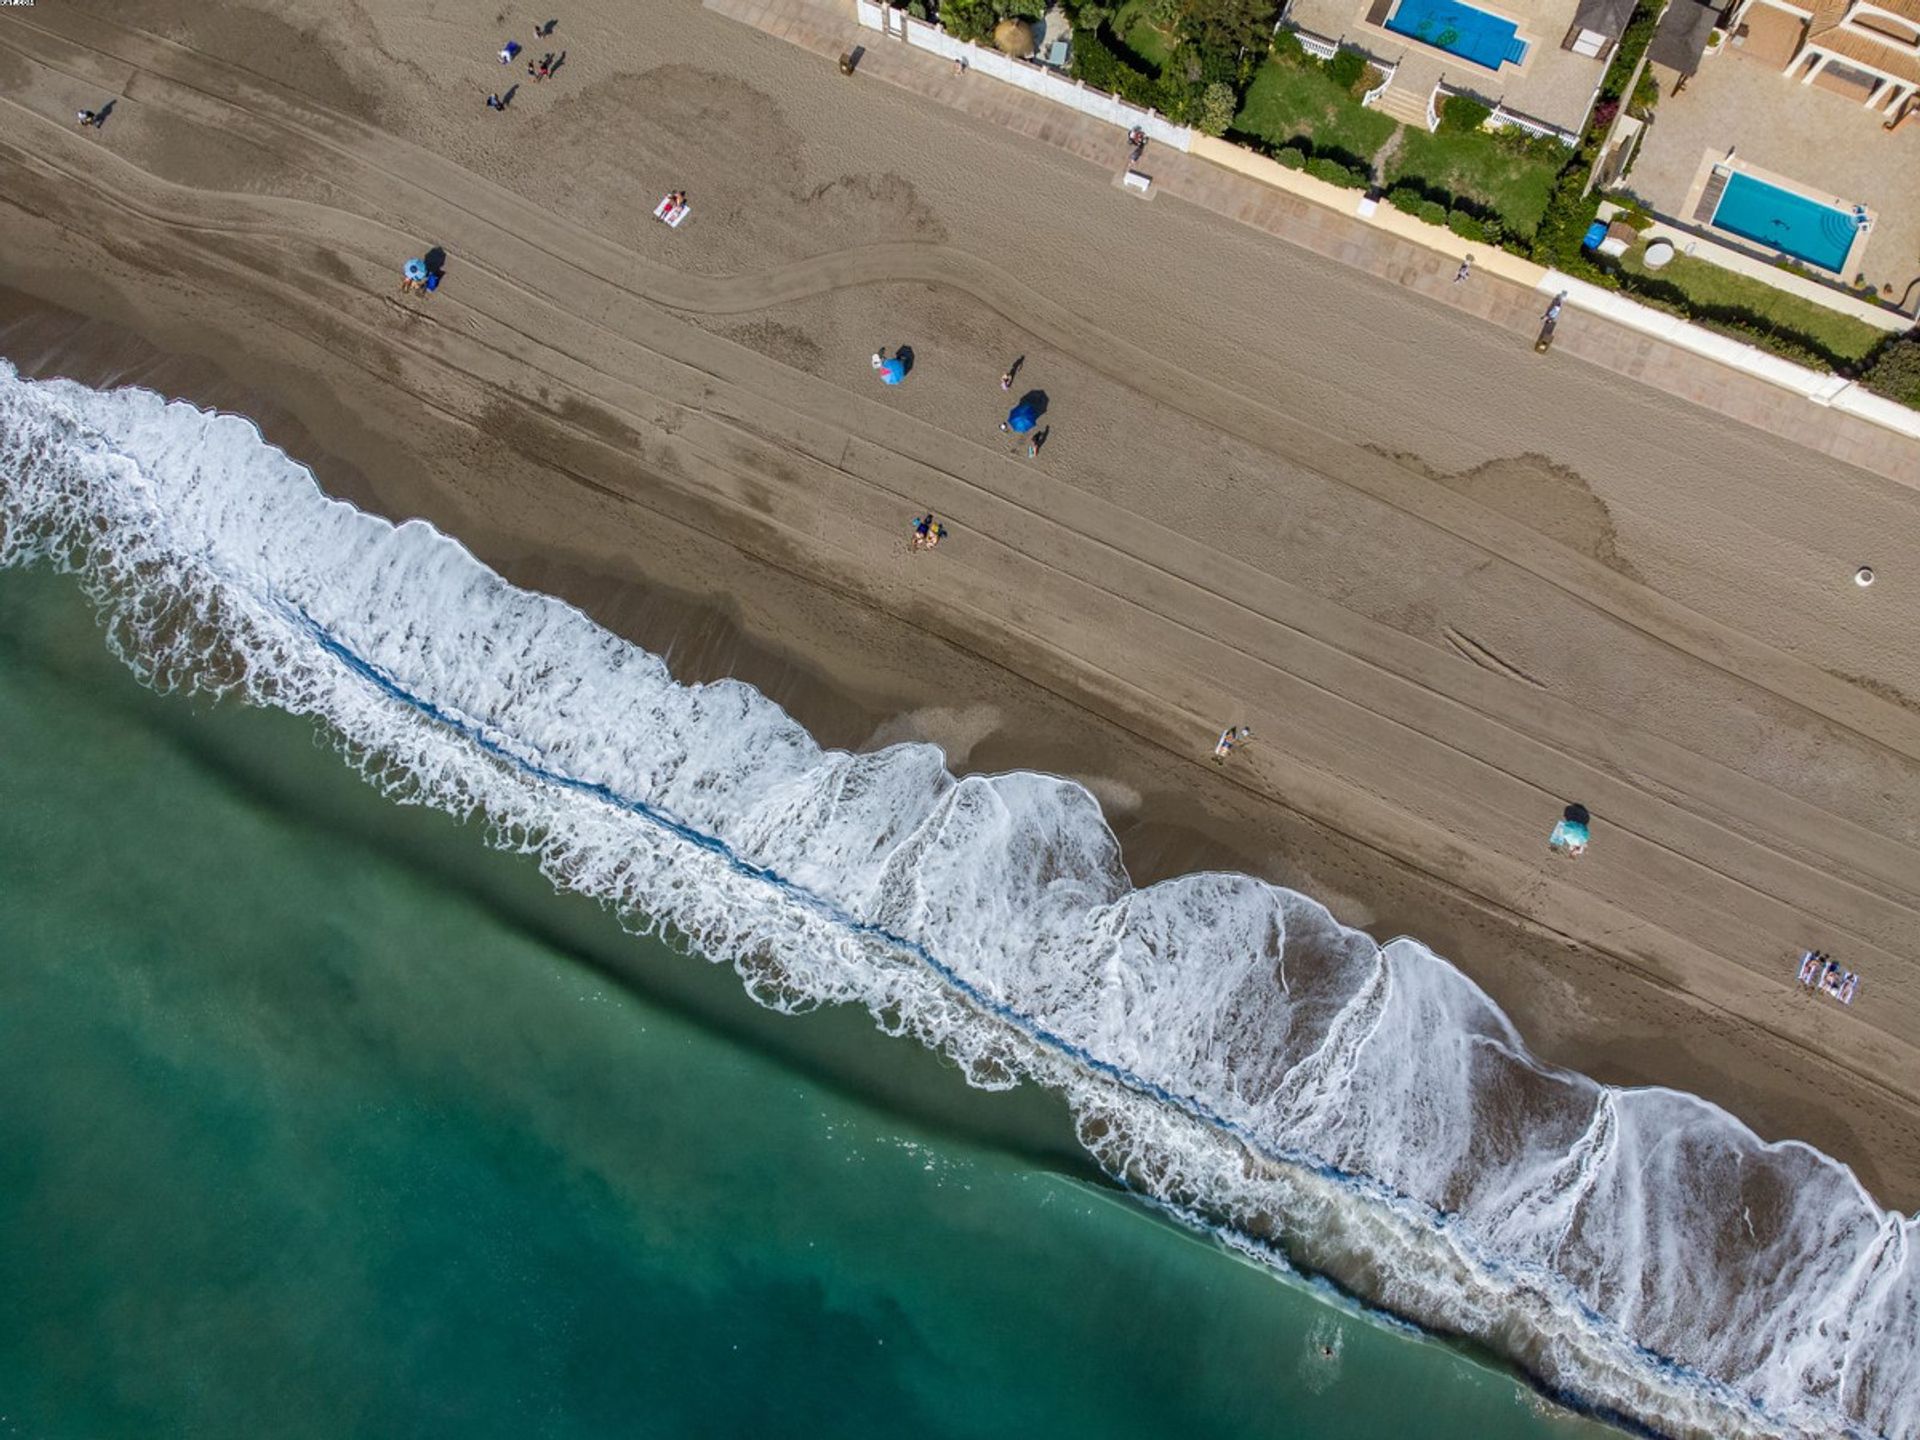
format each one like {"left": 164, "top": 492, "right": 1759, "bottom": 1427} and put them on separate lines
{"left": 1234, "top": 58, "right": 1397, "bottom": 168}
{"left": 1111, "top": 0, "right": 1175, "bottom": 72}
{"left": 1618, "top": 245, "right": 1888, "bottom": 366}
{"left": 1385, "top": 129, "right": 1562, "bottom": 238}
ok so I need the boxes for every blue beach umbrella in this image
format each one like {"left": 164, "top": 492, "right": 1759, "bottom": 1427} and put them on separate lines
{"left": 878, "top": 356, "right": 907, "bottom": 385}
{"left": 403, "top": 258, "right": 428, "bottom": 282}
{"left": 1006, "top": 402, "right": 1038, "bottom": 433}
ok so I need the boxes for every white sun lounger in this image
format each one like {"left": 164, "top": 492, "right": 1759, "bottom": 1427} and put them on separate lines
{"left": 653, "top": 196, "right": 690, "bottom": 227}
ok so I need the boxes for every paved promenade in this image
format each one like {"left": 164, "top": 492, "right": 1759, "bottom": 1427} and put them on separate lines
{"left": 706, "top": 0, "right": 1920, "bottom": 484}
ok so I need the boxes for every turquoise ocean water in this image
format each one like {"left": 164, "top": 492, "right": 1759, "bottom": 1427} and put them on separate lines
{"left": 0, "top": 560, "right": 1624, "bottom": 1438}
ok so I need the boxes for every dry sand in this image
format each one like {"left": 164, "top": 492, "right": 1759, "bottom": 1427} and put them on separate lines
{"left": 3, "top": 0, "right": 1919, "bottom": 1208}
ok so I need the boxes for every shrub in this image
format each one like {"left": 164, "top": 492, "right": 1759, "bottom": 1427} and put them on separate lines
{"left": 1598, "top": 3, "right": 1659, "bottom": 101}
{"left": 1437, "top": 95, "right": 1492, "bottom": 134}
{"left": 1531, "top": 158, "right": 1601, "bottom": 266}
{"left": 1387, "top": 184, "right": 1424, "bottom": 214}
{"left": 1197, "top": 81, "right": 1237, "bottom": 135}
{"left": 1307, "top": 154, "right": 1368, "bottom": 188}
{"left": 1448, "top": 210, "right": 1487, "bottom": 241}
{"left": 908, "top": 0, "right": 929, "bottom": 15}
{"left": 1074, "top": 0, "right": 1111, "bottom": 23}
{"left": 1590, "top": 98, "right": 1619, "bottom": 132}
{"left": 1616, "top": 204, "right": 1655, "bottom": 231}
{"left": 1271, "top": 28, "right": 1306, "bottom": 63}
{"left": 1479, "top": 214, "right": 1506, "bottom": 245}
{"left": 1274, "top": 144, "right": 1307, "bottom": 168}
{"left": 1416, "top": 199, "right": 1447, "bottom": 225}
{"left": 1326, "top": 47, "right": 1367, "bottom": 92}
{"left": 1630, "top": 66, "right": 1660, "bottom": 117}
{"left": 1861, "top": 334, "right": 1920, "bottom": 407}
{"left": 1360, "top": 64, "right": 1384, "bottom": 94}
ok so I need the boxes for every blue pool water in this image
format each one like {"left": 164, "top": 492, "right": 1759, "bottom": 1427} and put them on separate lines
{"left": 1710, "top": 171, "right": 1858, "bottom": 272}
{"left": 1385, "top": 0, "right": 1528, "bottom": 69}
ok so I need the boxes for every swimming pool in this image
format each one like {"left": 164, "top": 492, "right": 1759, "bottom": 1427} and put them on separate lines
{"left": 1384, "top": 0, "right": 1528, "bottom": 69}
{"left": 1710, "top": 171, "right": 1858, "bottom": 273}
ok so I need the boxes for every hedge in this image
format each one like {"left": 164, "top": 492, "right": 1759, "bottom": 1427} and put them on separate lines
{"left": 1307, "top": 154, "right": 1369, "bottom": 188}
{"left": 1861, "top": 334, "right": 1920, "bottom": 407}
{"left": 1070, "top": 25, "right": 1179, "bottom": 111}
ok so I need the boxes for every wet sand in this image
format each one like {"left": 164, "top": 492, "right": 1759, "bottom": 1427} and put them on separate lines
{"left": 2, "top": 0, "right": 1918, "bottom": 1208}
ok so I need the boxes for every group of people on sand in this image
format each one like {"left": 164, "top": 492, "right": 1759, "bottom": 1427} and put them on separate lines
{"left": 1797, "top": 951, "right": 1861, "bottom": 1005}
{"left": 488, "top": 22, "right": 563, "bottom": 111}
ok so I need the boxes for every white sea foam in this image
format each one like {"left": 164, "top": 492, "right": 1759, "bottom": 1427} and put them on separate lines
{"left": 2, "top": 359, "right": 1913, "bottom": 1440}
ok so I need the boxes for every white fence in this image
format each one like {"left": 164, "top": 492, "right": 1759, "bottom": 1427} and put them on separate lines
{"left": 854, "top": 0, "right": 1194, "bottom": 151}
{"left": 1290, "top": 28, "right": 1342, "bottom": 59}
{"left": 1487, "top": 102, "right": 1578, "bottom": 146}
{"left": 1433, "top": 82, "right": 1579, "bottom": 145}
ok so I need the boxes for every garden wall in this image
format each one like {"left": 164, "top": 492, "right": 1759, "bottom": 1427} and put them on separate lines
{"left": 853, "top": 0, "right": 1194, "bottom": 151}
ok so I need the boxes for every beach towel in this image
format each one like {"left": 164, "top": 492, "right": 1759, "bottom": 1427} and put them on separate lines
{"left": 653, "top": 197, "right": 690, "bottom": 227}
{"left": 1547, "top": 818, "right": 1589, "bottom": 856}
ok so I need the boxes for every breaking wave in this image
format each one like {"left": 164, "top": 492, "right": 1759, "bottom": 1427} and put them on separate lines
{"left": 2, "top": 360, "right": 1913, "bottom": 1440}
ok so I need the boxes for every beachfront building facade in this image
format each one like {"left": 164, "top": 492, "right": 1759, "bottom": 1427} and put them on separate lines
{"left": 1727, "top": 0, "right": 1920, "bottom": 119}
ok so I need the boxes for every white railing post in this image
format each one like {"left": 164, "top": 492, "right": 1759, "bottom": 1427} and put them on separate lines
{"left": 1361, "top": 58, "right": 1397, "bottom": 107}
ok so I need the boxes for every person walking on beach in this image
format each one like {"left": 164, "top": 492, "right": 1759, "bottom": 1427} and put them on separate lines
{"left": 485, "top": 92, "right": 508, "bottom": 111}
{"left": 1211, "top": 725, "right": 1253, "bottom": 764}
{"left": 530, "top": 53, "right": 554, "bottom": 80}
{"left": 536, "top": 18, "right": 559, "bottom": 37}
{"left": 76, "top": 109, "right": 101, "bottom": 129}
{"left": 1454, "top": 255, "right": 1473, "bottom": 284}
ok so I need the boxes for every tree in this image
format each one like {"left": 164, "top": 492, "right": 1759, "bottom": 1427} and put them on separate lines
{"left": 1197, "top": 80, "right": 1237, "bottom": 134}
{"left": 938, "top": 0, "right": 998, "bottom": 39}
{"left": 1178, "top": 0, "right": 1281, "bottom": 68}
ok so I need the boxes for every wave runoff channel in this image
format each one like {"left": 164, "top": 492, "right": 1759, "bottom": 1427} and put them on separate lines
{"left": 1, "top": 360, "right": 1913, "bottom": 1440}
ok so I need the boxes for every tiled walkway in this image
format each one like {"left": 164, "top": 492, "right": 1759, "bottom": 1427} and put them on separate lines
{"left": 708, "top": 0, "right": 1920, "bottom": 482}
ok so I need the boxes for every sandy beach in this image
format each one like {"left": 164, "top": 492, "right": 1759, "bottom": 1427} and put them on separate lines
{"left": 3, "top": 0, "right": 1919, "bottom": 1218}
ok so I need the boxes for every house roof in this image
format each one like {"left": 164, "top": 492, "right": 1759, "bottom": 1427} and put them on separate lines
{"left": 1571, "top": 0, "right": 1637, "bottom": 39}
{"left": 1816, "top": 23, "right": 1920, "bottom": 80}
{"left": 1860, "top": 0, "right": 1920, "bottom": 25}
{"left": 1811, "top": 0, "right": 1920, "bottom": 33}
{"left": 1649, "top": 0, "right": 1720, "bottom": 72}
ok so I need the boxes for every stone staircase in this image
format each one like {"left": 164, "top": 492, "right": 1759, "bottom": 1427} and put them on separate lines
{"left": 1371, "top": 79, "right": 1433, "bottom": 129}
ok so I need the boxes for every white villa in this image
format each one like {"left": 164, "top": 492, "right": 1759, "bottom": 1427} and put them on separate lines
{"left": 1729, "top": 0, "right": 1920, "bottom": 120}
